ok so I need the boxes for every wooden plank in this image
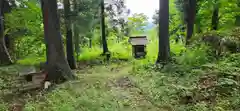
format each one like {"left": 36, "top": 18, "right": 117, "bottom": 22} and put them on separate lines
{"left": 9, "top": 83, "right": 42, "bottom": 93}
{"left": 15, "top": 76, "right": 25, "bottom": 81}
{"left": 19, "top": 72, "right": 39, "bottom": 76}
{"left": 11, "top": 81, "right": 26, "bottom": 86}
{"left": 17, "top": 83, "right": 42, "bottom": 92}
{"left": 12, "top": 73, "right": 45, "bottom": 89}
{"left": 11, "top": 77, "right": 27, "bottom": 85}
{"left": 32, "top": 74, "right": 46, "bottom": 84}
{"left": 18, "top": 66, "right": 37, "bottom": 76}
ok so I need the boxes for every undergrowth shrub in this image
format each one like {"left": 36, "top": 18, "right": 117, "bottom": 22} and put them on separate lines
{"left": 5, "top": 2, "right": 44, "bottom": 60}
{"left": 170, "top": 41, "right": 186, "bottom": 56}
{"left": 77, "top": 47, "right": 102, "bottom": 61}
{"left": 17, "top": 56, "right": 46, "bottom": 66}
{"left": 176, "top": 45, "right": 211, "bottom": 67}
{"left": 14, "top": 36, "right": 45, "bottom": 59}
{"left": 224, "top": 53, "right": 240, "bottom": 64}
{"left": 109, "top": 39, "right": 132, "bottom": 60}
{"left": 0, "top": 103, "right": 7, "bottom": 111}
{"left": 192, "top": 27, "right": 240, "bottom": 57}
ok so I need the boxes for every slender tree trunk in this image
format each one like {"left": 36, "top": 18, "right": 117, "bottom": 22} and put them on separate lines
{"left": 64, "top": 0, "right": 76, "bottom": 69}
{"left": 186, "top": 0, "right": 196, "bottom": 45}
{"left": 41, "top": 0, "right": 75, "bottom": 82}
{"left": 9, "top": 0, "right": 16, "bottom": 7}
{"left": 2, "top": 0, "right": 11, "bottom": 49}
{"left": 156, "top": 0, "right": 170, "bottom": 64}
{"left": 0, "top": 0, "right": 12, "bottom": 65}
{"left": 211, "top": 1, "right": 219, "bottom": 30}
{"left": 89, "top": 37, "right": 92, "bottom": 48}
{"left": 235, "top": 16, "right": 240, "bottom": 26}
{"left": 66, "top": 28, "right": 76, "bottom": 69}
{"left": 72, "top": 0, "right": 80, "bottom": 61}
{"left": 195, "top": 1, "right": 201, "bottom": 33}
{"left": 100, "top": 0, "right": 110, "bottom": 60}
{"left": 235, "top": 2, "right": 240, "bottom": 26}
{"left": 3, "top": 0, "right": 14, "bottom": 59}
{"left": 195, "top": 21, "right": 201, "bottom": 33}
{"left": 124, "top": 25, "right": 130, "bottom": 37}
{"left": 73, "top": 24, "right": 80, "bottom": 61}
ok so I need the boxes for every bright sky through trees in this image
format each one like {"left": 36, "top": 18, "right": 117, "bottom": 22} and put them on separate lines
{"left": 126, "top": 0, "right": 159, "bottom": 21}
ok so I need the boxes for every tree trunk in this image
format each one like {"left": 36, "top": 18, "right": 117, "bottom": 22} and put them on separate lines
{"left": 41, "top": 0, "right": 75, "bottom": 82}
{"left": 0, "top": 0, "right": 12, "bottom": 65}
{"left": 9, "top": 0, "right": 16, "bottom": 7}
{"left": 195, "top": 21, "right": 201, "bottom": 33}
{"left": 156, "top": 0, "right": 170, "bottom": 64}
{"left": 186, "top": 0, "right": 196, "bottom": 45}
{"left": 72, "top": 0, "right": 80, "bottom": 61}
{"left": 195, "top": 1, "right": 201, "bottom": 33}
{"left": 73, "top": 24, "right": 80, "bottom": 61}
{"left": 235, "top": 2, "right": 240, "bottom": 26}
{"left": 66, "top": 28, "right": 76, "bottom": 69}
{"left": 100, "top": 0, "right": 110, "bottom": 60}
{"left": 211, "top": 1, "right": 219, "bottom": 30}
{"left": 64, "top": 0, "right": 76, "bottom": 69}
{"left": 2, "top": 0, "right": 11, "bottom": 49}
{"left": 3, "top": 0, "right": 13, "bottom": 52}
{"left": 0, "top": 29, "right": 12, "bottom": 65}
{"left": 235, "top": 16, "right": 240, "bottom": 26}
{"left": 89, "top": 37, "right": 92, "bottom": 48}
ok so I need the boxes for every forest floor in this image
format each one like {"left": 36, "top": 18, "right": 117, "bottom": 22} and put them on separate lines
{"left": 1, "top": 56, "right": 240, "bottom": 111}
{"left": 0, "top": 62, "right": 163, "bottom": 111}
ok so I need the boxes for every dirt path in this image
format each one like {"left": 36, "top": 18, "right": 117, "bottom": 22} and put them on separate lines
{"left": 71, "top": 63, "right": 171, "bottom": 111}
{"left": 1, "top": 63, "right": 170, "bottom": 111}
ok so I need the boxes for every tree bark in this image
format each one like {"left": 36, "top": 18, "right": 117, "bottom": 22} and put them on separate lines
{"left": 186, "top": 0, "right": 196, "bottom": 45}
{"left": 64, "top": 0, "right": 76, "bottom": 69}
{"left": 72, "top": 0, "right": 80, "bottom": 61}
{"left": 89, "top": 37, "right": 92, "bottom": 48}
{"left": 0, "top": 0, "right": 12, "bottom": 65}
{"left": 9, "top": 0, "right": 16, "bottom": 7}
{"left": 73, "top": 24, "right": 80, "bottom": 61}
{"left": 100, "top": 0, "right": 110, "bottom": 60}
{"left": 3, "top": 0, "right": 11, "bottom": 50}
{"left": 41, "top": 0, "right": 75, "bottom": 82}
{"left": 211, "top": 1, "right": 219, "bottom": 30}
{"left": 195, "top": 3, "right": 201, "bottom": 33}
{"left": 195, "top": 21, "right": 201, "bottom": 33}
{"left": 156, "top": 0, "right": 170, "bottom": 64}
{"left": 235, "top": 1, "right": 240, "bottom": 26}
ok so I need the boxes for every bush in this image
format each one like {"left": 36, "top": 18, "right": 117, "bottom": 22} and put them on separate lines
{"left": 17, "top": 56, "right": 46, "bottom": 66}
{"left": 176, "top": 45, "right": 211, "bottom": 67}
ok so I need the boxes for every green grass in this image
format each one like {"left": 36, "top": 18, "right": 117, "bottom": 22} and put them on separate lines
{"left": 1, "top": 53, "right": 240, "bottom": 111}
{"left": 2, "top": 28, "right": 240, "bottom": 110}
{"left": 16, "top": 56, "right": 46, "bottom": 66}
{"left": 22, "top": 63, "right": 162, "bottom": 111}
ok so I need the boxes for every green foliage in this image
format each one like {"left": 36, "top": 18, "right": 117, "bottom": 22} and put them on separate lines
{"left": 77, "top": 47, "right": 102, "bottom": 61}
{"left": 71, "top": 0, "right": 100, "bottom": 36}
{"left": 128, "top": 13, "right": 148, "bottom": 34}
{"left": 223, "top": 53, "right": 240, "bottom": 66}
{"left": 176, "top": 45, "right": 210, "bottom": 67}
{"left": 110, "top": 42, "right": 131, "bottom": 60}
{"left": 14, "top": 36, "right": 45, "bottom": 58}
{"left": 17, "top": 56, "right": 45, "bottom": 66}
{"left": 2, "top": 0, "right": 240, "bottom": 110}
{"left": 5, "top": 2, "right": 42, "bottom": 35}
{"left": 5, "top": 1, "right": 44, "bottom": 59}
{"left": 0, "top": 103, "right": 7, "bottom": 111}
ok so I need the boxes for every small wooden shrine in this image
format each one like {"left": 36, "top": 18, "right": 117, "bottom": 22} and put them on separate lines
{"left": 128, "top": 36, "right": 148, "bottom": 58}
